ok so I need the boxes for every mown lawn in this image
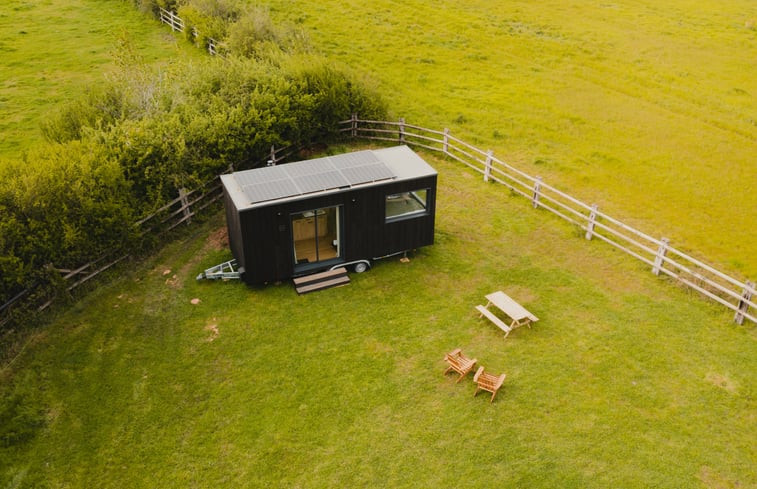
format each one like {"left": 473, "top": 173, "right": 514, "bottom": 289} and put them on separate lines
{"left": 2, "top": 150, "right": 754, "bottom": 488}
{"left": 0, "top": 0, "right": 200, "bottom": 159}
{"left": 264, "top": 0, "right": 757, "bottom": 279}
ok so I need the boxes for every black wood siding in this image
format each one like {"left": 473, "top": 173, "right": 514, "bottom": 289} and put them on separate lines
{"left": 234, "top": 174, "right": 437, "bottom": 284}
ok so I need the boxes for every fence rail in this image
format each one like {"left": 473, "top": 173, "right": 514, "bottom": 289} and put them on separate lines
{"left": 2, "top": 117, "right": 753, "bottom": 327}
{"left": 339, "top": 116, "right": 756, "bottom": 325}
{"left": 0, "top": 145, "right": 292, "bottom": 326}
{"left": 158, "top": 8, "right": 223, "bottom": 57}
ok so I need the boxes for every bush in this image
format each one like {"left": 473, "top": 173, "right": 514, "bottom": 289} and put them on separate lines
{"left": 0, "top": 141, "right": 135, "bottom": 302}
{"left": 1, "top": 48, "right": 386, "bottom": 309}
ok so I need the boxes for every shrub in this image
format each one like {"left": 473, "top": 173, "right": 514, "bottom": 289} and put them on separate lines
{"left": 1, "top": 51, "right": 386, "bottom": 308}
{"left": 0, "top": 141, "right": 135, "bottom": 301}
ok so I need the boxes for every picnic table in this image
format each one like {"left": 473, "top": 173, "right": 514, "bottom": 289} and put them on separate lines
{"left": 475, "top": 291, "right": 539, "bottom": 338}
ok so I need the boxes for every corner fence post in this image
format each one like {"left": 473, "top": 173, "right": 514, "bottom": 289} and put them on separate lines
{"left": 399, "top": 118, "right": 406, "bottom": 144}
{"left": 532, "top": 177, "right": 542, "bottom": 209}
{"left": 734, "top": 280, "right": 755, "bottom": 325}
{"left": 443, "top": 128, "right": 450, "bottom": 154}
{"left": 652, "top": 237, "right": 669, "bottom": 276}
{"left": 351, "top": 113, "right": 357, "bottom": 138}
{"left": 483, "top": 150, "right": 493, "bottom": 182}
{"left": 270, "top": 145, "right": 276, "bottom": 165}
{"left": 585, "top": 204, "right": 598, "bottom": 239}
{"left": 179, "top": 188, "right": 191, "bottom": 225}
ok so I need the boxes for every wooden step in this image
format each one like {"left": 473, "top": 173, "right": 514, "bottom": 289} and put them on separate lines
{"left": 293, "top": 267, "right": 347, "bottom": 286}
{"left": 294, "top": 267, "right": 350, "bottom": 294}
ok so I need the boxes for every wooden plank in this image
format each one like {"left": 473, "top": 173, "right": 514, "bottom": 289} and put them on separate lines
{"left": 485, "top": 291, "right": 537, "bottom": 323}
{"left": 475, "top": 305, "right": 512, "bottom": 334}
{"left": 295, "top": 276, "right": 350, "bottom": 294}
{"left": 292, "top": 267, "right": 347, "bottom": 286}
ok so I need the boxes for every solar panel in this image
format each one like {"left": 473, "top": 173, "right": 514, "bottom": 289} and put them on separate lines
{"left": 235, "top": 165, "right": 288, "bottom": 186}
{"left": 235, "top": 149, "right": 397, "bottom": 205}
{"left": 329, "top": 150, "right": 380, "bottom": 169}
{"left": 242, "top": 179, "right": 300, "bottom": 203}
{"left": 283, "top": 157, "right": 334, "bottom": 177}
{"left": 294, "top": 171, "right": 349, "bottom": 194}
{"left": 340, "top": 163, "right": 396, "bottom": 185}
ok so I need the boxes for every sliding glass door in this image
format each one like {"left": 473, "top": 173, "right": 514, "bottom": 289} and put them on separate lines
{"left": 291, "top": 206, "right": 341, "bottom": 268}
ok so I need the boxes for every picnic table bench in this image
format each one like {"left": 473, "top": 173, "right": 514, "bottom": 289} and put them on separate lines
{"left": 476, "top": 291, "right": 539, "bottom": 338}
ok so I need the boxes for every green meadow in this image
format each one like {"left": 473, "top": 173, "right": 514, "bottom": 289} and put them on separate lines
{"left": 0, "top": 0, "right": 200, "bottom": 158}
{"left": 2, "top": 151, "right": 755, "bottom": 487}
{"left": 1, "top": 1, "right": 756, "bottom": 487}
{"left": 265, "top": 0, "right": 757, "bottom": 279}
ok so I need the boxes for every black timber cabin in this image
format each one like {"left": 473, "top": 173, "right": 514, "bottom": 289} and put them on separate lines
{"left": 221, "top": 145, "right": 438, "bottom": 285}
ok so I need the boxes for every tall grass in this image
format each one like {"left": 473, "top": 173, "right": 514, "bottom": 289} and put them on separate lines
{"left": 262, "top": 0, "right": 757, "bottom": 279}
{"left": 0, "top": 0, "right": 201, "bottom": 159}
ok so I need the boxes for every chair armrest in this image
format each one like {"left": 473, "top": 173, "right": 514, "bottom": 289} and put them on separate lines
{"left": 473, "top": 366, "right": 484, "bottom": 382}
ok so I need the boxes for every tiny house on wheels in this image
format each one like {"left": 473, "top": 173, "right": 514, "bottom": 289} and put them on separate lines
{"left": 219, "top": 145, "right": 438, "bottom": 285}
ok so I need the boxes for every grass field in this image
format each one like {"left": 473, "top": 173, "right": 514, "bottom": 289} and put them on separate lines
{"left": 1, "top": 151, "right": 754, "bottom": 487}
{"left": 0, "top": 0, "right": 200, "bottom": 159}
{"left": 264, "top": 0, "right": 757, "bottom": 279}
{"left": 1, "top": 2, "right": 755, "bottom": 487}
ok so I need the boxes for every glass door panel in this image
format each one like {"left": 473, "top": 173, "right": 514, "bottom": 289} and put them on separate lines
{"left": 291, "top": 206, "right": 341, "bottom": 267}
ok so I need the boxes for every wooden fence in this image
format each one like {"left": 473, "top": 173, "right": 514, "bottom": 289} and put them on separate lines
{"left": 158, "top": 8, "right": 223, "bottom": 57}
{"left": 2, "top": 117, "right": 753, "bottom": 327}
{"left": 0, "top": 145, "right": 293, "bottom": 326}
{"left": 338, "top": 116, "right": 756, "bottom": 325}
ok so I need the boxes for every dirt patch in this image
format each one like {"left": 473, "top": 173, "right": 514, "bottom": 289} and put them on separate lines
{"left": 165, "top": 274, "right": 180, "bottom": 289}
{"left": 705, "top": 373, "right": 738, "bottom": 393}
{"left": 175, "top": 225, "right": 229, "bottom": 283}
{"left": 204, "top": 321, "right": 219, "bottom": 342}
{"left": 698, "top": 466, "right": 740, "bottom": 489}
{"left": 206, "top": 226, "right": 228, "bottom": 251}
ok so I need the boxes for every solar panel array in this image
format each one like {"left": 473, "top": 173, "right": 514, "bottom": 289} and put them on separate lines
{"left": 238, "top": 150, "right": 396, "bottom": 204}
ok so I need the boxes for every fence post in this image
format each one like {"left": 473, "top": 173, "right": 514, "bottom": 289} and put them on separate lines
{"left": 483, "top": 150, "right": 493, "bottom": 182}
{"left": 270, "top": 145, "right": 277, "bottom": 165}
{"left": 443, "top": 128, "right": 450, "bottom": 154}
{"left": 585, "top": 204, "right": 598, "bottom": 239}
{"left": 179, "top": 188, "right": 192, "bottom": 225}
{"left": 532, "top": 176, "right": 542, "bottom": 208}
{"left": 399, "top": 118, "right": 405, "bottom": 144}
{"left": 351, "top": 113, "right": 358, "bottom": 137}
{"left": 734, "top": 280, "right": 755, "bottom": 325}
{"left": 652, "top": 237, "right": 669, "bottom": 276}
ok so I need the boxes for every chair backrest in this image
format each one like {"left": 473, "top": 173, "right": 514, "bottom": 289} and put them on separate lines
{"left": 445, "top": 350, "right": 476, "bottom": 372}
{"left": 474, "top": 367, "right": 505, "bottom": 390}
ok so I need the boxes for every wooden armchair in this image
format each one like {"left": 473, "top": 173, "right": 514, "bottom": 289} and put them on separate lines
{"left": 473, "top": 366, "right": 506, "bottom": 402}
{"left": 443, "top": 348, "right": 477, "bottom": 383}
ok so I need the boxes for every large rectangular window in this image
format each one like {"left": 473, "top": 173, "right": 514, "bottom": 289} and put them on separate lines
{"left": 291, "top": 206, "right": 341, "bottom": 267}
{"left": 385, "top": 189, "right": 428, "bottom": 222}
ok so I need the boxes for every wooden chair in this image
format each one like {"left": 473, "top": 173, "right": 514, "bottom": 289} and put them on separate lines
{"left": 473, "top": 366, "right": 506, "bottom": 402}
{"left": 443, "top": 348, "right": 477, "bottom": 383}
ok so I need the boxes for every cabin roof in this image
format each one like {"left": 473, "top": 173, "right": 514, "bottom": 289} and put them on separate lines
{"left": 222, "top": 145, "right": 437, "bottom": 210}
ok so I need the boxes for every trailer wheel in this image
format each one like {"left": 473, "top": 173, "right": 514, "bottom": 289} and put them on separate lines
{"left": 354, "top": 262, "right": 369, "bottom": 273}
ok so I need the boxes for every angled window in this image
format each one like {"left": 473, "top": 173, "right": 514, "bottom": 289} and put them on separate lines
{"left": 385, "top": 189, "right": 428, "bottom": 222}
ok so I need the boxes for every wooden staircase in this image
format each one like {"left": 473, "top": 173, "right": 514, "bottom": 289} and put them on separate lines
{"left": 293, "top": 267, "right": 350, "bottom": 294}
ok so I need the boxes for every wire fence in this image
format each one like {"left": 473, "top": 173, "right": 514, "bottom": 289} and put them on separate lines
{"left": 338, "top": 115, "right": 756, "bottom": 326}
